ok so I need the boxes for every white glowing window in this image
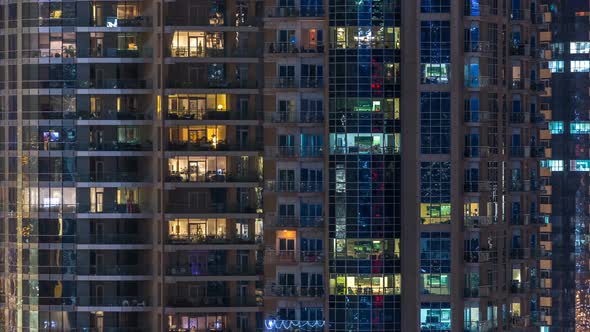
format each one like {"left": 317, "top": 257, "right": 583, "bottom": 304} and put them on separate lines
{"left": 548, "top": 61, "right": 564, "bottom": 73}
{"left": 571, "top": 60, "right": 590, "bottom": 72}
{"left": 540, "top": 160, "right": 564, "bottom": 172}
{"left": 570, "top": 42, "right": 590, "bottom": 54}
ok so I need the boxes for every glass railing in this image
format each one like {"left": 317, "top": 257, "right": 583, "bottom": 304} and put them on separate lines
{"left": 166, "top": 141, "right": 262, "bottom": 152}
{"left": 165, "top": 171, "right": 259, "bottom": 183}
{"left": 2, "top": 110, "right": 152, "bottom": 121}
{"left": 265, "top": 146, "right": 324, "bottom": 158}
{"left": 166, "top": 79, "right": 258, "bottom": 89}
{"left": 167, "top": 47, "right": 259, "bottom": 58}
{"left": 267, "top": 215, "right": 324, "bottom": 228}
{"left": 265, "top": 77, "right": 323, "bottom": 89}
{"left": 164, "top": 15, "right": 257, "bottom": 27}
{"left": 21, "top": 79, "right": 153, "bottom": 89}
{"left": 166, "top": 109, "right": 260, "bottom": 121}
{"left": 264, "top": 6, "right": 325, "bottom": 17}
{"left": 265, "top": 111, "right": 324, "bottom": 123}
{"left": 330, "top": 145, "right": 399, "bottom": 155}
{"left": 77, "top": 47, "right": 153, "bottom": 58}
{"left": 1, "top": 233, "right": 150, "bottom": 245}
{"left": 18, "top": 296, "right": 151, "bottom": 307}
{"left": 77, "top": 202, "right": 151, "bottom": 214}
{"left": 76, "top": 172, "right": 152, "bottom": 182}
{"left": 166, "top": 264, "right": 256, "bottom": 276}
{"left": 265, "top": 285, "right": 324, "bottom": 297}
{"left": 166, "top": 296, "right": 257, "bottom": 307}
{"left": 166, "top": 233, "right": 255, "bottom": 244}
{"left": 8, "top": 264, "right": 152, "bottom": 275}
{"left": 76, "top": 110, "right": 152, "bottom": 120}
{"left": 266, "top": 181, "right": 323, "bottom": 193}
{"left": 164, "top": 203, "right": 259, "bottom": 214}
{"left": 264, "top": 42, "right": 325, "bottom": 54}
{"left": 19, "top": 141, "right": 153, "bottom": 152}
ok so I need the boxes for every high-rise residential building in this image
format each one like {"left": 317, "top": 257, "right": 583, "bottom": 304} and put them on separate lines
{"left": 0, "top": 0, "right": 584, "bottom": 331}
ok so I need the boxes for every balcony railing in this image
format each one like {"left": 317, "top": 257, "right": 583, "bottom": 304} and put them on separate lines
{"left": 167, "top": 110, "right": 259, "bottom": 121}
{"left": 166, "top": 264, "right": 256, "bottom": 276}
{"left": 21, "top": 79, "right": 153, "bottom": 89}
{"left": 14, "top": 296, "right": 150, "bottom": 307}
{"left": 166, "top": 233, "right": 255, "bottom": 245}
{"left": 267, "top": 215, "right": 324, "bottom": 228}
{"left": 77, "top": 47, "right": 153, "bottom": 58}
{"left": 166, "top": 141, "right": 262, "bottom": 152}
{"left": 167, "top": 47, "right": 259, "bottom": 58}
{"left": 510, "top": 214, "right": 545, "bottom": 225}
{"left": 10, "top": 264, "right": 152, "bottom": 275}
{"left": 265, "top": 285, "right": 324, "bottom": 297}
{"left": 265, "top": 146, "right": 324, "bottom": 158}
{"left": 330, "top": 145, "right": 399, "bottom": 155}
{"left": 76, "top": 172, "right": 152, "bottom": 182}
{"left": 265, "top": 250, "right": 324, "bottom": 264}
{"left": 463, "top": 181, "right": 497, "bottom": 193}
{"left": 165, "top": 171, "right": 260, "bottom": 183}
{"left": 164, "top": 203, "right": 259, "bottom": 214}
{"left": 77, "top": 110, "right": 152, "bottom": 120}
{"left": 464, "top": 111, "right": 498, "bottom": 123}
{"left": 463, "top": 215, "right": 498, "bottom": 228}
{"left": 20, "top": 203, "right": 149, "bottom": 214}
{"left": 463, "top": 146, "right": 497, "bottom": 158}
{"left": 166, "top": 79, "right": 257, "bottom": 89}
{"left": 266, "top": 181, "right": 323, "bottom": 193}
{"left": 265, "top": 77, "right": 324, "bottom": 89}
{"left": 1, "top": 233, "right": 150, "bottom": 244}
{"left": 166, "top": 296, "right": 258, "bottom": 307}
{"left": 264, "top": 6, "right": 325, "bottom": 18}
{"left": 265, "top": 42, "right": 325, "bottom": 54}
{"left": 265, "top": 111, "right": 324, "bottom": 123}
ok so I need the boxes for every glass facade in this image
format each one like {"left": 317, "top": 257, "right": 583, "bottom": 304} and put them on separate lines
{"left": 328, "top": 0, "right": 401, "bottom": 330}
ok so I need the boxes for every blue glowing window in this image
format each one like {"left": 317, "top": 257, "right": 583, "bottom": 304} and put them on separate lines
{"left": 548, "top": 121, "right": 564, "bottom": 134}
{"left": 571, "top": 122, "right": 590, "bottom": 134}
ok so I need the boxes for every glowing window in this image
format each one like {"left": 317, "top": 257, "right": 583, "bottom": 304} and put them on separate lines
{"left": 548, "top": 121, "right": 564, "bottom": 134}
{"left": 571, "top": 122, "right": 590, "bottom": 134}
{"left": 570, "top": 42, "right": 590, "bottom": 54}
{"left": 571, "top": 60, "right": 590, "bottom": 72}
{"left": 548, "top": 61, "right": 564, "bottom": 73}
{"left": 570, "top": 160, "right": 590, "bottom": 171}
{"left": 540, "top": 160, "right": 564, "bottom": 172}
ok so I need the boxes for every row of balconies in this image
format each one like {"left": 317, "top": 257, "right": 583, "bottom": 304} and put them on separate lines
{"left": 265, "top": 181, "right": 323, "bottom": 193}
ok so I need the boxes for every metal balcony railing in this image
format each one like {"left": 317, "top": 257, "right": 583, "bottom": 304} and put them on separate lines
{"left": 266, "top": 181, "right": 323, "bottom": 193}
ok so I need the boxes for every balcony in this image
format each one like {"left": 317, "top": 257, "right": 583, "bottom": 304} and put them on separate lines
{"left": 76, "top": 234, "right": 152, "bottom": 245}
{"left": 265, "top": 250, "right": 324, "bottom": 264}
{"left": 464, "top": 76, "right": 497, "bottom": 89}
{"left": 166, "top": 296, "right": 257, "bottom": 308}
{"left": 463, "top": 216, "right": 498, "bottom": 228}
{"left": 164, "top": 203, "right": 259, "bottom": 215}
{"left": 265, "top": 146, "right": 324, "bottom": 159}
{"left": 77, "top": 47, "right": 153, "bottom": 58}
{"left": 266, "top": 181, "right": 323, "bottom": 193}
{"left": 509, "top": 247, "right": 544, "bottom": 260}
{"left": 13, "top": 265, "right": 152, "bottom": 275}
{"left": 18, "top": 296, "right": 150, "bottom": 307}
{"left": 76, "top": 110, "right": 152, "bottom": 121}
{"left": 79, "top": 141, "right": 154, "bottom": 152}
{"left": 265, "top": 77, "right": 324, "bottom": 89}
{"left": 264, "top": 6, "right": 325, "bottom": 18}
{"left": 265, "top": 285, "right": 324, "bottom": 297}
{"left": 166, "top": 47, "right": 259, "bottom": 58}
{"left": 330, "top": 145, "right": 399, "bottom": 155}
{"left": 265, "top": 111, "right": 324, "bottom": 124}
{"left": 166, "top": 264, "right": 256, "bottom": 277}
{"left": 166, "top": 79, "right": 258, "bottom": 89}
{"left": 76, "top": 172, "right": 152, "bottom": 183}
{"left": 509, "top": 179, "right": 537, "bottom": 192}
{"left": 265, "top": 42, "right": 325, "bottom": 55}
{"left": 21, "top": 79, "right": 153, "bottom": 90}
{"left": 464, "top": 111, "right": 498, "bottom": 123}
{"left": 166, "top": 141, "right": 262, "bottom": 152}
{"left": 165, "top": 171, "right": 260, "bottom": 184}
{"left": 167, "top": 109, "right": 259, "bottom": 121}
{"left": 165, "top": 15, "right": 258, "bottom": 27}
{"left": 266, "top": 215, "right": 324, "bottom": 228}
{"left": 77, "top": 202, "right": 149, "bottom": 214}
{"left": 166, "top": 233, "right": 256, "bottom": 245}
